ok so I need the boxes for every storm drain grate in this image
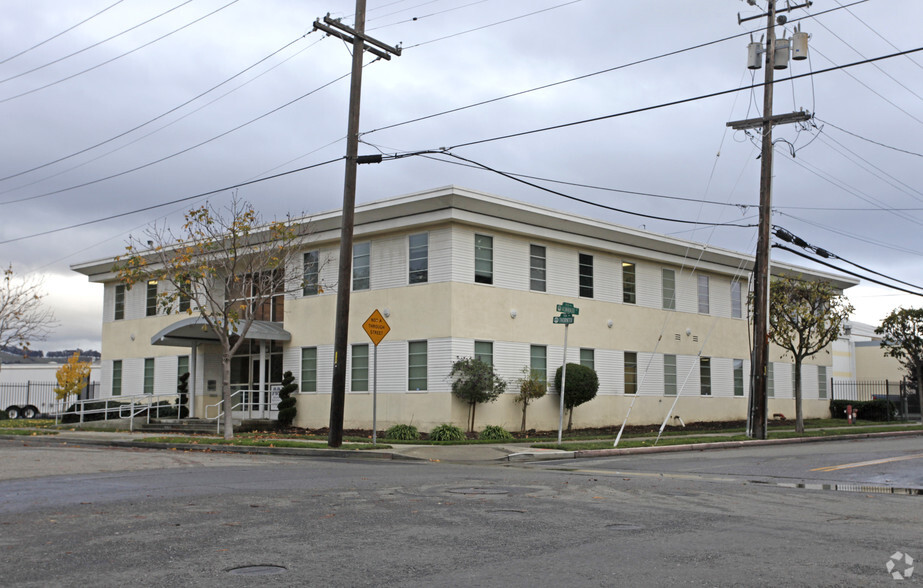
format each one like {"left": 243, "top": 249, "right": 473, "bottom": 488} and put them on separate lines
{"left": 227, "top": 565, "right": 288, "bottom": 576}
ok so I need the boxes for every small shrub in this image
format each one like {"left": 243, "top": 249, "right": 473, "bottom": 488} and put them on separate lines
{"left": 385, "top": 424, "right": 420, "bottom": 440}
{"left": 829, "top": 399, "right": 896, "bottom": 421}
{"left": 429, "top": 423, "right": 465, "bottom": 442}
{"left": 478, "top": 425, "right": 513, "bottom": 441}
{"left": 0, "top": 409, "right": 7, "bottom": 420}
{"left": 276, "top": 371, "right": 298, "bottom": 428}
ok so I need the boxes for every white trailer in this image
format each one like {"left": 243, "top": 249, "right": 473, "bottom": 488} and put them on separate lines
{"left": 0, "top": 364, "right": 101, "bottom": 419}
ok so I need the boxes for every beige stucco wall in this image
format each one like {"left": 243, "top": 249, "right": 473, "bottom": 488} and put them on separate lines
{"left": 855, "top": 345, "right": 906, "bottom": 380}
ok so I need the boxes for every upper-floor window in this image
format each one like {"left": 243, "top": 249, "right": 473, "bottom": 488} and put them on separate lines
{"left": 623, "top": 262, "right": 636, "bottom": 304}
{"left": 146, "top": 281, "right": 158, "bottom": 317}
{"left": 301, "top": 347, "right": 317, "bottom": 392}
{"left": 731, "top": 280, "right": 742, "bottom": 318}
{"left": 579, "top": 253, "right": 593, "bottom": 298}
{"left": 580, "top": 348, "right": 594, "bottom": 371}
{"left": 474, "top": 340, "right": 493, "bottom": 365}
{"left": 474, "top": 234, "right": 493, "bottom": 284}
{"left": 408, "top": 233, "right": 428, "bottom": 284}
{"left": 734, "top": 359, "right": 744, "bottom": 396}
{"left": 664, "top": 354, "right": 677, "bottom": 396}
{"left": 178, "top": 287, "right": 191, "bottom": 313}
{"left": 303, "top": 251, "right": 319, "bottom": 296}
{"left": 700, "top": 356, "right": 711, "bottom": 396}
{"left": 662, "top": 268, "right": 676, "bottom": 310}
{"left": 408, "top": 341, "right": 428, "bottom": 391}
{"left": 624, "top": 351, "right": 638, "bottom": 394}
{"left": 114, "top": 285, "right": 125, "bottom": 320}
{"left": 353, "top": 242, "right": 370, "bottom": 291}
{"left": 351, "top": 344, "right": 369, "bottom": 392}
{"left": 697, "top": 275, "right": 710, "bottom": 314}
{"left": 530, "top": 244, "right": 546, "bottom": 292}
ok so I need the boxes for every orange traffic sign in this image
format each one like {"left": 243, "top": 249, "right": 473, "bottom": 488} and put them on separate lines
{"left": 363, "top": 309, "right": 391, "bottom": 346}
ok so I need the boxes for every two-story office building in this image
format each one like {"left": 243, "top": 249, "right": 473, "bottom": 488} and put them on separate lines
{"left": 71, "top": 186, "right": 857, "bottom": 431}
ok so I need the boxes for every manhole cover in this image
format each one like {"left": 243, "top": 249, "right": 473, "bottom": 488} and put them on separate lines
{"left": 228, "top": 565, "right": 288, "bottom": 576}
{"left": 606, "top": 523, "right": 644, "bottom": 531}
{"left": 447, "top": 487, "right": 509, "bottom": 495}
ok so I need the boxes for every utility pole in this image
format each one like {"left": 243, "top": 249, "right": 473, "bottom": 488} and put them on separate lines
{"left": 728, "top": 1, "right": 812, "bottom": 439}
{"left": 314, "top": 3, "right": 400, "bottom": 447}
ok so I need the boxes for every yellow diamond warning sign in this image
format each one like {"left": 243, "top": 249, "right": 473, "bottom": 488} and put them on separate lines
{"left": 363, "top": 309, "right": 391, "bottom": 346}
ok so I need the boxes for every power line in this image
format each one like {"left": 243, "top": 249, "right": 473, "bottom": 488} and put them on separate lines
{"left": 0, "top": 0, "right": 241, "bottom": 105}
{"left": 816, "top": 117, "right": 923, "bottom": 158}
{"left": 776, "top": 210, "right": 923, "bottom": 256}
{"left": 367, "top": 0, "right": 492, "bottom": 30}
{"left": 0, "top": 157, "right": 344, "bottom": 246}
{"left": 0, "top": 0, "right": 127, "bottom": 66}
{"left": 0, "top": 31, "right": 320, "bottom": 184}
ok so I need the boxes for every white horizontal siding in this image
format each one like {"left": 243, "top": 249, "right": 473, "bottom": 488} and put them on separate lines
{"left": 597, "top": 349, "right": 621, "bottom": 395}
{"left": 596, "top": 254, "right": 620, "bottom": 304}
{"left": 676, "top": 354, "right": 700, "bottom": 396}
{"left": 371, "top": 234, "right": 405, "bottom": 290}
{"left": 493, "top": 233, "right": 527, "bottom": 291}
{"left": 546, "top": 245, "right": 575, "bottom": 297}
{"left": 676, "top": 270, "right": 699, "bottom": 314}
{"left": 636, "top": 352, "right": 661, "bottom": 395}
{"left": 636, "top": 260, "right": 660, "bottom": 309}
{"left": 709, "top": 357, "right": 733, "bottom": 398}
{"left": 428, "top": 227, "right": 453, "bottom": 284}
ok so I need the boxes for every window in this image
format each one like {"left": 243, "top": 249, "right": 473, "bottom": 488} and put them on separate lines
{"left": 474, "top": 234, "right": 493, "bottom": 284}
{"left": 114, "top": 285, "right": 125, "bottom": 320}
{"left": 580, "top": 348, "right": 594, "bottom": 371}
{"left": 624, "top": 352, "right": 638, "bottom": 395}
{"left": 530, "top": 244, "right": 546, "bottom": 292}
{"left": 697, "top": 275, "right": 710, "bottom": 314}
{"left": 178, "top": 289, "right": 191, "bottom": 313}
{"left": 767, "top": 362, "right": 775, "bottom": 398}
{"left": 734, "top": 359, "right": 744, "bottom": 397}
{"left": 353, "top": 242, "right": 370, "bottom": 291}
{"left": 623, "top": 262, "right": 636, "bottom": 304}
{"left": 662, "top": 268, "right": 675, "bottom": 310}
{"left": 408, "top": 233, "right": 428, "bottom": 284}
{"left": 144, "top": 358, "right": 155, "bottom": 395}
{"left": 112, "top": 360, "right": 122, "bottom": 396}
{"left": 579, "top": 253, "right": 593, "bottom": 298}
{"left": 408, "top": 341, "right": 427, "bottom": 391}
{"left": 177, "top": 355, "right": 189, "bottom": 380}
{"left": 351, "top": 344, "right": 369, "bottom": 392}
{"left": 818, "top": 366, "right": 827, "bottom": 399}
{"left": 303, "top": 251, "right": 319, "bottom": 296}
{"left": 474, "top": 341, "right": 493, "bottom": 365}
{"left": 301, "top": 347, "right": 317, "bottom": 392}
{"left": 664, "top": 355, "right": 677, "bottom": 396}
{"left": 700, "top": 357, "right": 711, "bottom": 396}
{"left": 731, "top": 280, "right": 742, "bottom": 319}
{"left": 530, "top": 345, "right": 547, "bottom": 384}
{"left": 146, "top": 281, "right": 158, "bottom": 316}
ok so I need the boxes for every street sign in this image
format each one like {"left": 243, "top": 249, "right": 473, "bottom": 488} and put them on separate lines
{"left": 556, "top": 303, "right": 579, "bottom": 315}
{"left": 553, "top": 314, "right": 574, "bottom": 325}
{"left": 362, "top": 309, "right": 391, "bottom": 346}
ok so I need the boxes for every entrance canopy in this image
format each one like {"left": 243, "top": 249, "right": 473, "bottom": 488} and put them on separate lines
{"left": 151, "top": 317, "right": 291, "bottom": 347}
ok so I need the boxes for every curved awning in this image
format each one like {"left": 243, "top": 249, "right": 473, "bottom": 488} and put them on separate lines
{"left": 151, "top": 316, "right": 291, "bottom": 347}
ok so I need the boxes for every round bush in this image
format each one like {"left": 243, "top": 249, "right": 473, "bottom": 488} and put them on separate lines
{"left": 478, "top": 425, "right": 513, "bottom": 441}
{"left": 385, "top": 424, "right": 420, "bottom": 440}
{"left": 429, "top": 423, "right": 465, "bottom": 442}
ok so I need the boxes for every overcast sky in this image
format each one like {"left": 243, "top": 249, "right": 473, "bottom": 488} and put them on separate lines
{"left": 1, "top": 0, "right": 921, "bottom": 352}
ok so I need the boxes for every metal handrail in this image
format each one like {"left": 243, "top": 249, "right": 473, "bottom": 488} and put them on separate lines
{"left": 51, "top": 393, "right": 181, "bottom": 431}
{"left": 204, "top": 389, "right": 277, "bottom": 434}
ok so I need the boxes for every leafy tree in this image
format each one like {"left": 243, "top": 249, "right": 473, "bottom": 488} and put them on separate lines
{"left": 449, "top": 357, "right": 507, "bottom": 433}
{"left": 54, "top": 352, "right": 92, "bottom": 407}
{"left": 277, "top": 370, "right": 298, "bottom": 429}
{"left": 876, "top": 307, "right": 923, "bottom": 423}
{"left": 514, "top": 366, "right": 546, "bottom": 433}
{"left": 554, "top": 363, "right": 599, "bottom": 431}
{"left": 0, "top": 265, "right": 56, "bottom": 371}
{"left": 768, "top": 276, "right": 853, "bottom": 433}
{"left": 116, "top": 197, "right": 311, "bottom": 439}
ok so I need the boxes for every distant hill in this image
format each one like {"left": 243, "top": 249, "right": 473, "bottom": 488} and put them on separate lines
{"left": 0, "top": 347, "right": 100, "bottom": 364}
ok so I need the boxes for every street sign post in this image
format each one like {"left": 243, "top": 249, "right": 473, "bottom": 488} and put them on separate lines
{"left": 363, "top": 310, "right": 391, "bottom": 444}
{"left": 553, "top": 303, "right": 578, "bottom": 444}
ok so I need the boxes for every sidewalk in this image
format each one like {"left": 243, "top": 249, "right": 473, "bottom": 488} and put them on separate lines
{"left": 2, "top": 424, "right": 921, "bottom": 463}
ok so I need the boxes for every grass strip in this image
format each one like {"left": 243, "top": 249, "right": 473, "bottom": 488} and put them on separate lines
{"left": 138, "top": 436, "right": 389, "bottom": 450}
{"left": 0, "top": 429, "right": 59, "bottom": 436}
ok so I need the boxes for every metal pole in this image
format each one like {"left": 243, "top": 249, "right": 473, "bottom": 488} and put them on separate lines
{"left": 372, "top": 343, "right": 378, "bottom": 445}
{"left": 557, "top": 324, "right": 569, "bottom": 445}
{"left": 328, "top": 0, "right": 368, "bottom": 448}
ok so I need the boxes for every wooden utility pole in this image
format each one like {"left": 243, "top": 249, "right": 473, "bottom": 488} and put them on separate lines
{"left": 729, "top": 1, "right": 812, "bottom": 439}
{"left": 314, "top": 4, "right": 400, "bottom": 447}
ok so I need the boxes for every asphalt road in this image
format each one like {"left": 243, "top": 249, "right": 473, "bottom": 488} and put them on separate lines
{"left": 1, "top": 437, "right": 921, "bottom": 587}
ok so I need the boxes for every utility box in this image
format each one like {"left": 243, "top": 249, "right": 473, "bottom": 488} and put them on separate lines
{"left": 773, "top": 38, "right": 790, "bottom": 69}
{"left": 747, "top": 42, "right": 763, "bottom": 69}
{"left": 792, "top": 31, "right": 809, "bottom": 60}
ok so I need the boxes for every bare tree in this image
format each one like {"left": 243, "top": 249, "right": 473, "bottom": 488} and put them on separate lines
{"left": 116, "top": 197, "right": 315, "bottom": 439}
{"left": 768, "top": 276, "right": 853, "bottom": 433}
{"left": 0, "top": 265, "right": 56, "bottom": 368}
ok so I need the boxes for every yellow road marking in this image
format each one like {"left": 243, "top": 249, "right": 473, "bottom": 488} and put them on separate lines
{"left": 811, "top": 453, "right": 923, "bottom": 472}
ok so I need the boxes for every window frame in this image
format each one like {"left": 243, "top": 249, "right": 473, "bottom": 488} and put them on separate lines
{"left": 767, "top": 362, "right": 775, "bottom": 398}
{"left": 474, "top": 340, "right": 493, "bottom": 366}
{"left": 818, "top": 366, "right": 827, "bottom": 399}
{"left": 579, "top": 348, "right": 594, "bottom": 371}
{"left": 408, "top": 340, "right": 428, "bottom": 391}
{"left": 530, "top": 345, "right": 547, "bottom": 384}
{"left": 697, "top": 274, "right": 710, "bottom": 314}
{"left": 662, "top": 268, "right": 675, "bottom": 310}
{"left": 624, "top": 351, "right": 638, "bottom": 395}
{"left": 301, "top": 347, "right": 317, "bottom": 393}
{"left": 731, "top": 280, "right": 742, "bottom": 319}
{"left": 112, "top": 360, "right": 122, "bottom": 397}
{"left": 352, "top": 242, "right": 370, "bottom": 291}
{"left": 114, "top": 285, "right": 125, "bottom": 320}
{"left": 700, "top": 356, "right": 711, "bottom": 396}
{"left": 733, "top": 359, "right": 744, "bottom": 397}
{"left": 303, "top": 250, "right": 320, "bottom": 296}
{"left": 146, "top": 281, "right": 158, "bottom": 317}
{"left": 623, "top": 261, "right": 636, "bottom": 304}
{"left": 579, "top": 253, "right": 594, "bottom": 298}
{"left": 408, "top": 233, "right": 429, "bottom": 284}
{"left": 474, "top": 234, "right": 493, "bottom": 285}
{"left": 529, "top": 244, "right": 546, "bottom": 292}
{"left": 143, "top": 358, "right": 155, "bottom": 395}
{"left": 351, "top": 344, "right": 369, "bottom": 392}
{"left": 664, "top": 354, "right": 677, "bottom": 396}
